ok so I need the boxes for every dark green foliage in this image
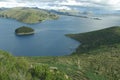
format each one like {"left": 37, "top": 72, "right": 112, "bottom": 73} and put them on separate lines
{"left": 0, "top": 50, "right": 31, "bottom": 80}
{"left": 26, "top": 26, "right": 120, "bottom": 80}
{"left": 67, "top": 26, "right": 120, "bottom": 54}
{"left": 26, "top": 52, "right": 120, "bottom": 80}
{"left": 15, "top": 26, "right": 34, "bottom": 35}
{"left": 65, "top": 26, "right": 120, "bottom": 80}
{"left": 0, "top": 51, "right": 71, "bottom": 80}
{"left": 29, "top": 64, "right": 70, "bottom": 80}
{"left": 30, "top": 65, "right": 48, "bottom": 79}
{"left": 0, "top": 26, "right": 120, "bottom": 80}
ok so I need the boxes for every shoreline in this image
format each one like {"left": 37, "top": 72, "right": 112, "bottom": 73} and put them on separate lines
{"left": 15, "top": 32, "right": 34, "bottom": 35}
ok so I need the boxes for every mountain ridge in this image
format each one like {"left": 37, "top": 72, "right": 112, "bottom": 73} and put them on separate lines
{"left": 0, "top": 7, "right": 59, "bottom": 24}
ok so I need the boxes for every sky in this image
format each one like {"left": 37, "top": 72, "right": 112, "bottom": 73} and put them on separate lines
{"left": 0, "top": 0, "right": 120, "bottom": 12}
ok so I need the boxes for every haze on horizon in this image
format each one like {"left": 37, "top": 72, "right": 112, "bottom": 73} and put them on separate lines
{"left": 0, "top": 0, "right": 120, "bottom": 13}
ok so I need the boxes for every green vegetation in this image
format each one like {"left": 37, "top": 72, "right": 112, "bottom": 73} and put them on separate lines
{"left": 26, "top": 26, "right": 120, "bottom": 80}
{"left": 66, "top": 26, "right": 120, "bottom": 54}
{"left": 0, "top": 7, "right": 59, "bottom": 24}
{"left": 15, "top": 26, "right": 34, "bottom": 35}
{"left": 0, "top": 50, "right": 71, "bottom": 80}
{"left": 26, "top": 52, "right": 120, "bottom": 80}
{"left": 0, "top": 26, "right": 120, "bottom": 80}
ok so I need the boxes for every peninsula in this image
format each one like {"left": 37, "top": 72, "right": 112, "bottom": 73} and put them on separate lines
{"left": 0, "top": 7, "right": 59, "bottom": 24}
{"left": 0, "top": 26, "right": 120, "bottom": 80}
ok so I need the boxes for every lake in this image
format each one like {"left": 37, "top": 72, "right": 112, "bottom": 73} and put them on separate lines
{"left": 0, "top": 15, "right": 120, "bottom": 56}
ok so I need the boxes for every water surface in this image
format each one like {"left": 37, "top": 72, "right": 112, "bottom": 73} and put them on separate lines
{"left": 0, "top": 15, "right": 120, "bottom": 56}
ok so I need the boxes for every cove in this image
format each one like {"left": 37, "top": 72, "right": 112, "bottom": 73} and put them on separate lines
{"left": 0, "top": 15, "right": 120, "bottom": 56}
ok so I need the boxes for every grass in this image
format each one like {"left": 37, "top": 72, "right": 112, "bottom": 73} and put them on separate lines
{"left": 0, "top": 7, "right": 59, "bottom": 24}
{"left": 26, "top": 26, "right": 120, "bottom": 80}
{"left": 0, "top": 26, "right": 120, "bottom": 80}
{"left": 66, "top": 26, "right": 120, "bottom": 54}
{"left": 0, "top": 51, "right": 71, "bottom": 80}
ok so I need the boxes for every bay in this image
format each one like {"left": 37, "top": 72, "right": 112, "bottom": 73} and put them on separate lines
{"left": 0, "top": 15, "right": 120, "bottom": 56}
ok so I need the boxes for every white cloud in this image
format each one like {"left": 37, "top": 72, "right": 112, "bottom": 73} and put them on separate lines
{"left": 107, "top": 0, "right": 120, "bottom": 10}
{"left": 55, "top": 0, "right": 120, "bottom": 10}
{"left": 55, "top": 0, "right": 83, "bottom": 6}
{"left": 29, "top": 2, "right": 71, "bottom": 10}
{"left": 0, "top": 0, "right": 72, "bottom": 10}
{"left": 84, "top": 0, "right": 120, "bottom": 10}
{"left": 0, "top": 2, "right": 26, "bottom": 8}
{"left": 0, "top": 0, "right": 120, "bottom": 10}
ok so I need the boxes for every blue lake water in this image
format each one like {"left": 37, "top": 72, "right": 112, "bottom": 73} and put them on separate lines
{"left": 0, "top": 15, "right": 120, "bottom": 56}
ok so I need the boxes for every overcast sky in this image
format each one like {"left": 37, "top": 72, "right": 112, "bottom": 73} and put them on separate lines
{"left": 0, "top": 0, "right": 120, "bottom": 11}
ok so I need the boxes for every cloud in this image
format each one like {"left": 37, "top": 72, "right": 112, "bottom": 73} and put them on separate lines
{"left": 78, "top": 0, "right": 120, "bottom": 10}
{"left": 0, "top": 0, "right": 120, "bottom": 11}
{"left": 0, "top": 0, "right": 72, "bottom": 10}
{"left": 54, "top": 0, "right": 120, "bottom": 10}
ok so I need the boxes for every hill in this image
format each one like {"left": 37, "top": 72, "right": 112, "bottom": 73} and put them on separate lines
{"left": 27, "top": 26, "right": 120, "bottom": 80}
{"left": 0, "top": 50, "right": 71, "bottom": 80}
{"left": 67, "top": 26, "right": 120, "bottom": 54}
{"left": 15, "top": 26, "right": 34, "bottom": 35}
{"left": 0, "top": 7, "right": 59, "bottom": 24}
{"left": 0, "top": 26, "right": 120, "bottom": 80}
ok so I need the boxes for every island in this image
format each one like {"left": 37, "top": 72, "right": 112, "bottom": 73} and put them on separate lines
{"left": 93, "top": 17, "right": 102, "bottom": 20}
{"left": 0, "top": 7, "right": 59, "bottom": 24}
{"left": 15, "top": 26, "right": 34, "bottom": 35}
{"left": 0, "top": 26, "right": 120, "bottom": 80}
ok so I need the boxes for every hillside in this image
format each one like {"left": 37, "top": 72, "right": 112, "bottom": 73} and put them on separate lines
{"left": 67, "top": 26, "right": 120, "bottom": 54}
{"left": 0, "top": 50, "right": 71, "bottom": 80}
{"left": 0, "top": 26, "right": 120, "bottom": 80}
{"left": 0, "top": 7, "right": 59, "bottom": 24}
{"left": 26, "top": 51, "right": 120, "bottom": 80}
{"left": 27, "top": 26, "right": 120, "bottom": 80}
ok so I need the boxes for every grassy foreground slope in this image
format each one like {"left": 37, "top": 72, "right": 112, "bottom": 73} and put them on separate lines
{"left": 0, "top": 7, "right": 58, "bottom": 24}
{"left": 27, "top": 26, "right": 120, "bottom": 80}
{"left": 0, "top": 50, "right": 71, "bottom": 80}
